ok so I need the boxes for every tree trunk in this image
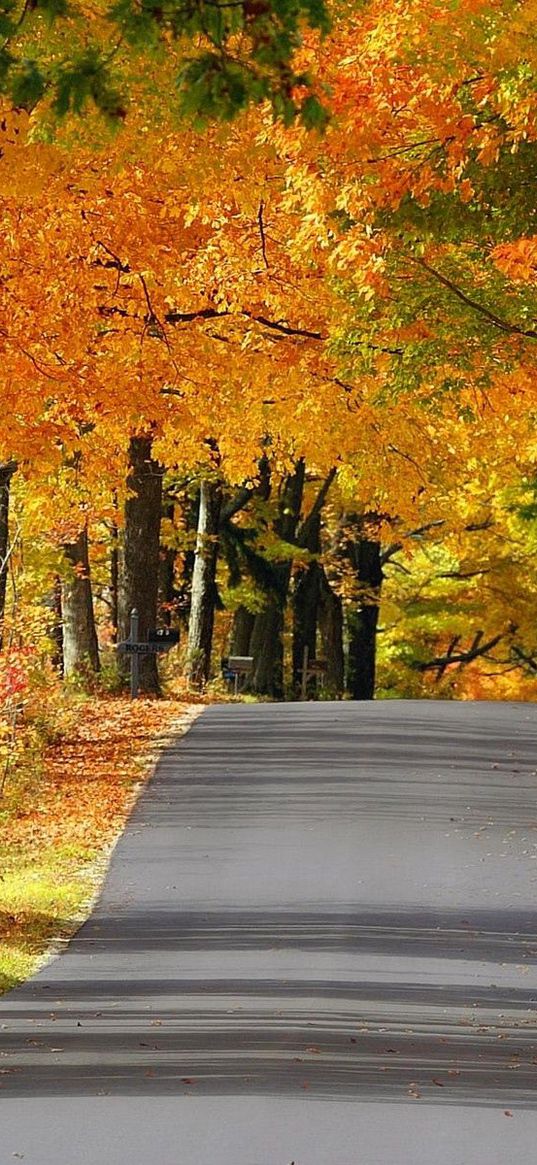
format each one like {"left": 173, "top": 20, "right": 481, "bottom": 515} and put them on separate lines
{"left": 230, "top": 605, "right": 255, "bottom": 656}
{"left": 251, "top": 461, "right": 305, "bottom": 697}
{"left": 0, "top": 461, "right": 16, "bottom": 648}
{"left": 50, "top": 576, "right": 64, "bottom": 675}
{"left": 292, "top": 561, "right": 320, "bottom": 695}
{"left": 159, "top": 500, "right": 177, "bottom": 629}
{"left": 291, "top": 468, "right": 336, "bottom": 696}
{"left": 187, "top": 479, "right": 222, "bottom": 687}
{"left": 346, "top": 531, "right": 383, "bottom": 700}
{"left": 119, "top": 435, "right": 163, "bottom": 695}
{"left": 62, "top": 528, "right": 100, "bottom": 679}
{"left": 110, "top": 516, "right": 119, "bottom": 644}
{"left": 171, "top": 486, "right": 198, "bottom": 631}
{"left": 250, "top": 603, "right": 286, "bottom": 695}
{"left": 318, "top": 567, "right": 345, "bottom": 696}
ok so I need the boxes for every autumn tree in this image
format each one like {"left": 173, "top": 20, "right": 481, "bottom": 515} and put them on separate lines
{"left": 1, "top": 0, "right": 537, "bottom": 706}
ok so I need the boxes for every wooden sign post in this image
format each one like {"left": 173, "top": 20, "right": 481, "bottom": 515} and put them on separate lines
{"left": 116, "top": 610, "right": 179, "bottom": 698}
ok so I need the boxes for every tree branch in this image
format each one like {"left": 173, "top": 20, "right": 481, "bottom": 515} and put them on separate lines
{"left": 94, "top": 240, "right": 130, "bottom": 274}
{"left": 258, "top": 200, "right": 269, "bottom": 269}
{"left": 297, "top": 467, "right": 337, "bottom": 544}
{"left": 252, "top": 314, "right": 324, "bottom": 340}
{"left": 437, "top": 568, "right": 490, "bottom": 580}
{"left": 511, "top": 645, "right": 537, "bottom": 674}
{"left": 220, "top": 457, "right": 271, "bottom": 522}
{"left": 412, "top": 631, "right": 504, "bottom": 675}
{"left": 380, "top": 519, "right": 445, "bottom": 565}
{"left": 164, "top": 305, "right": 324, "bottom": 340}
{"left": 411, "top": 255, "right": 537, "bottom": 340}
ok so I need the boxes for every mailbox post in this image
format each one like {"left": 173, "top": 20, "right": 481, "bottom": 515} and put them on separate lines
{"left": 117, "top": 612, "right": 180, "bottom": 698}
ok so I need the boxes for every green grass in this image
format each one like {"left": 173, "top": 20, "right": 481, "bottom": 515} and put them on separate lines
{"left": 0, "top": 848, "right": 100, "bottom": 993}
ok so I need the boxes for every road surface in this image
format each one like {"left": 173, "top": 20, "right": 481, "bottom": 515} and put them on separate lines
{"left": 1, "top": 700, "right": 537, "bottom": 1163}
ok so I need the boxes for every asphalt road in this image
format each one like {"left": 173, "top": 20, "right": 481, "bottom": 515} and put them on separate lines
{"left": 2, "top": 699, "right": 537, "bottom": 1163}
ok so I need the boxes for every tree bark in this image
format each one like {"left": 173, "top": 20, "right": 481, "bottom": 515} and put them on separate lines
{"left": 0, "top": 461, "right": 16, "bottom": 648}
{"left": 110, "top": 516, "right": 119, "bottom": 644}
{"left": 230, "top": 605, "right": 255, "bottom": 656}
{"left": 159, "top": 499, "right": 177, "bottom": 629}
{"left": 170, "top": 486, "right": 198, "bottom": 631}
{"left": 250, "top": 602, "right": 284, "bottom": 694}
{"left": 250, "top": 461, "right": 305, "bottom": 697}
{"left": 292, "top": 560, "right": 320, "bottom": 695}
{"left": 50, "top": 576, "right": 64, "bottom": 675}
{"left": 346, "top": 528, "right": 383, "bottom": 700}
{"left": 187, "top": 479, "right": 222, "bottom": 687}
{"left": 119, "top": 435, "right": 163, "bottom": 695}
{"left": 318, "top": 566, "right": 345, "bottom": 696}
{"left": 62, "top": 528, "right": 100, "bottom": 679}
{"left": 291, "top": 468, "right": 336, "bottom": 696}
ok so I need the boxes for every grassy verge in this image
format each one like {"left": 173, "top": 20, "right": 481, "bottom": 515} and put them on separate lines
{"left": 0, "top": 696, "right": 198, "bottom": 994}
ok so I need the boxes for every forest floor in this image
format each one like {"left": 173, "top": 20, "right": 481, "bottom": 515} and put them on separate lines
{"left": 0, "top": 696, "right": 199, "bottom": 994}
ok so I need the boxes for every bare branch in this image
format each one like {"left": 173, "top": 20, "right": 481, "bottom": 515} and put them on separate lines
{"left": 94, "top": 240, "right": 130, "bottom": 274}
{"left": 250, "top": 313, "right": 324, "bottom": 340}
{"left": 165, "top": 305, "right": 324, "bottom": 340}
{"left": 381, "top": 519, "right": 445, "bottom": 565}
{"left": 465, "top": 517, "right": 494, "bottom": 532}
{"left": 258, "top": 200, "right": 269, "bottom": 270}
{"left": 411, "top": 631, "right": 504, "bottom": 675}
{"left": 411, "top": 255, "right": 537, "bottom": 341}
{"left": 297, "top": 467, "right": 337, "bottom": 547}
{"left": 165, "top": 307, "right": 228, "bottom": 324}
{"left": 511, "top": 646, "right": 537, "bottom": 674}
{"left": 437, "top": 568, "right": 490, "bottom": 579}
